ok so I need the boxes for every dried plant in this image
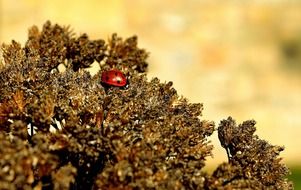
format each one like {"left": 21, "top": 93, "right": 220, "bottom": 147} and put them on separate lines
{"left": 0, "top": 21, "right": 292, "bottom": 189}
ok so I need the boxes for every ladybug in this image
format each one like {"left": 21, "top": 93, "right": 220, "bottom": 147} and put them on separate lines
{"left": 101, "top": 69, "right": 127, "bottom": 87}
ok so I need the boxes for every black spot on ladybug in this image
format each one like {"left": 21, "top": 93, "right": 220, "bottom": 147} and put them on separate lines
{"left": 105, "top": 76, "right": 110, "bottom": 81}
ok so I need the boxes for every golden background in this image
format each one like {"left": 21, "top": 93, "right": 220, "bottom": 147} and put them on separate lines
{"left": 1, "top": 0, "right": 300, "bottom": 182}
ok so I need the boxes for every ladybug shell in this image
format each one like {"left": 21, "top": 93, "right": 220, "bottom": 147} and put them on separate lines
{"left": 101, "top": 69, "right": 127, "bottom": 87}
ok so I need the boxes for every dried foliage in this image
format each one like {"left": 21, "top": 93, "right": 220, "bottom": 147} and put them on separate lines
{"left": 0, "top": 21, "right": 292, "bottom": 189}
{"left": 206, "top": 117, "right": 293, "bottom": 189}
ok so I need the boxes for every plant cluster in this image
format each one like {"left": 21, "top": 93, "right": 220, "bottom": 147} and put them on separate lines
{"left": 0, "top": 21, "right": 293, "bottom": 189}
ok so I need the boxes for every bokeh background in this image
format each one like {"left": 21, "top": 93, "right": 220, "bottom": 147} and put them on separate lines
{"left": 1, "top": 0, "right": 300, "bottom": 187}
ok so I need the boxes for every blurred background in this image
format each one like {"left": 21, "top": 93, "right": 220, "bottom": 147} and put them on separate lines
{"left": 1, "top": 0, "right": 300, "bottom": 187}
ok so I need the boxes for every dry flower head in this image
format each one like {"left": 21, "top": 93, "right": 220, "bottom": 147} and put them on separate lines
{"left": 0, "top": 21, "right": 292, "bottom": 189}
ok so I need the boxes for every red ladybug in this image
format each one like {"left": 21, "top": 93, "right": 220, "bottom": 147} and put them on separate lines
{"left": 101, "top": 69, "right": 127, "bottom": 87}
